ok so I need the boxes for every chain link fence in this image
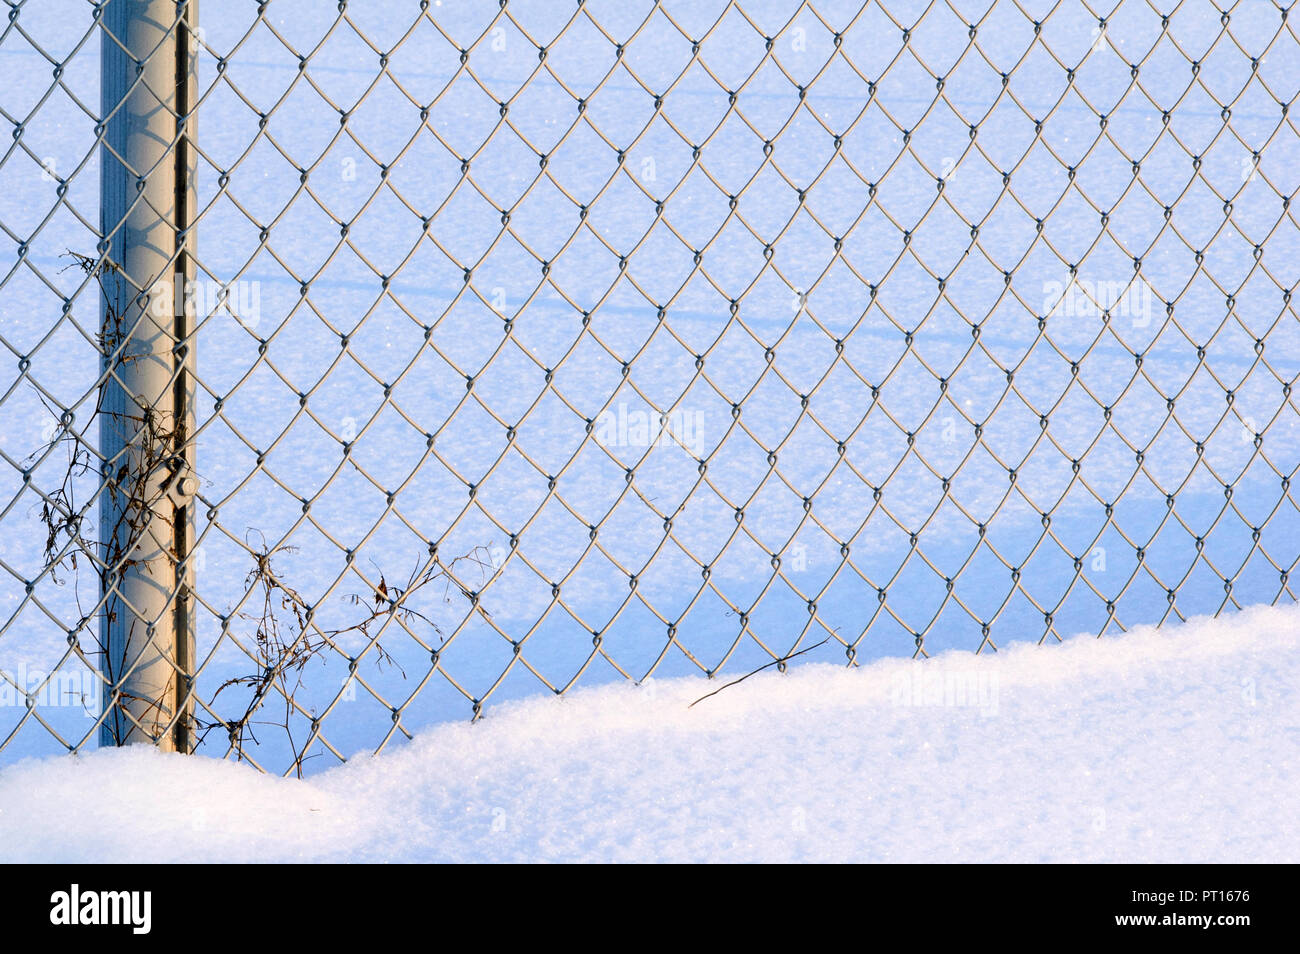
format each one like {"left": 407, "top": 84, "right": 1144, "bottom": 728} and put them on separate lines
{"left": 1, "top": 0, "right": 1297, "bottom": 776}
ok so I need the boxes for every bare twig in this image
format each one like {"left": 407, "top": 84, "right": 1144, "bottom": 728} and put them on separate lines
{"left": 196, "top": 540, "right": 497, "bottom": 776}
{"left": 688, "top": 637, "right": 831, "bottom": 709}
{"left": 32, "top": 251, "right": 188, "bottom": 744}
{"left": 38, "top": 251, "right": 505, "bottom": 771}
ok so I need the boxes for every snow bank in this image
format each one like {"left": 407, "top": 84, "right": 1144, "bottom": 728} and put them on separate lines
{"left": 2, "top": 604, "right": 1296, "bottom": 862}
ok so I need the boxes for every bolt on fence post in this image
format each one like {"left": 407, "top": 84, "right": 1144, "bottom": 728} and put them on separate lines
{"left": 98, "top": 0, "right": 199, "bottom": 751}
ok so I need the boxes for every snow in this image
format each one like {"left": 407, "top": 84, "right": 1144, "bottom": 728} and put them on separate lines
{"left": 1, "top": 603, "right": 1295, "bottom": 862}
{"left": 1, "top": 0, "right": 1298, "bottom": 774}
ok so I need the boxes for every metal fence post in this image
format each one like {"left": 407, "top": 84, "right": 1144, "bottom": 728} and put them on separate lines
{"left": 98, "top": 0, "right": 198, "bottom": 750}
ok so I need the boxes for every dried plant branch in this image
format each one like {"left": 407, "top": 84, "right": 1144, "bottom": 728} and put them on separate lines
{"left": 196, "top": 540, "right": 497, "bottom": 776}
{"left": 32, "top": 252, "right": 188, "bottom": 732}
{"left": 688, "top": 637, "right": 831, "bottom": 709}
{"left": 38, "top": 253, "right": 504, "bottom": 770}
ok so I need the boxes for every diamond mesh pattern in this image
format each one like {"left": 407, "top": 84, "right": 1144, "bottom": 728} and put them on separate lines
{"left": 1, "top": 0, "right": 1297, "bottom": 776}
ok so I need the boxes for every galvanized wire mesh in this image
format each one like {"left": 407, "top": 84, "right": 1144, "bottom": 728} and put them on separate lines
{"left": 1, "top": 0, "right": 1297, "bottom": 776}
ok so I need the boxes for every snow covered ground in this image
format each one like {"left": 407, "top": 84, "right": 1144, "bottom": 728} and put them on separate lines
{"left": 1, "top": 0, "right": 1298, "bottom": 775}
{"left": 0, "top": 603, "right": 1295, "bottom": 863}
